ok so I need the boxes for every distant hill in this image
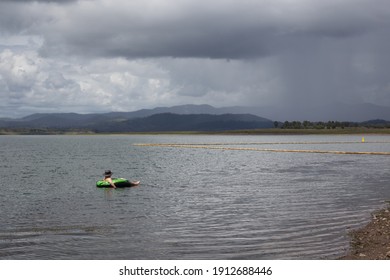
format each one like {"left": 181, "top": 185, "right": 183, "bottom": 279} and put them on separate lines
{"left": 95, "top": 113, "right": 274, "bottom": 132}
{"left": 0, "top": 110, "right": 274, "bottom": 132}
{"left": 360, "top": 119, "right": 390, "bottom": 127}
{"left": 1, "top": 103, "right": 389, "bottom": 133}
{"left": 272, "top": 103, "right": 390, "bottom": 122}
{"left": 119, "top": 103, "right": 390, "bottom": 122}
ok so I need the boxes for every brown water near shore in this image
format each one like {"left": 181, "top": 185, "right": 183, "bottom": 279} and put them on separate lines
{"left": 340, "top": 205, "right": 390, "bottom": 260}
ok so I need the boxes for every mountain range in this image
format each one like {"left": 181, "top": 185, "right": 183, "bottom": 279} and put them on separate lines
{"left": 0, "top": 105, "right": 274, "bottom": 132}
{"left": 0, "top": 103, "right": 389, "bottom": 132}
{"left": 99, "top": 102, "right": 390, "bottom": 122}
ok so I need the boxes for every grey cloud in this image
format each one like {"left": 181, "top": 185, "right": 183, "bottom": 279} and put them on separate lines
{"left": 1, "top": 0, "right": 390, "bottom": 118}
{"left": 1, "top": 0, "right": 389, "bottom": 60}
{"left": 0, "top": 3, "right": 51, "bottom": 34}
{"left": 0, "top": 0, "right": 76, "bottom": 2}
{"left": 25, "top": 0, "right": 388, "bottom": 60}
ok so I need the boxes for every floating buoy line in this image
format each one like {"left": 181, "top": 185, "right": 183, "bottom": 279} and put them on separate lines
{"left": 134, "top": 141, "right": 390, "bottom": 156}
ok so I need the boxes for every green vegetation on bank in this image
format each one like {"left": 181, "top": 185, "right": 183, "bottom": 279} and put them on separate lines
{"left": 223, "top": 127, "right": 390, "bottom": 135}
{"left": 1, "top": 126, "right": 390, "bottom": 135}
{"left": 275, "top": 119, "right": 390, "bottom": 130}
{"left": 0, "top": 128, "right": 96, "bottom": 135}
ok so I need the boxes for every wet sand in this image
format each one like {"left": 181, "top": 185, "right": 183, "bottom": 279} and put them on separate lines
{"left": 339, "top": 204, "right": 390, "bottom": 260}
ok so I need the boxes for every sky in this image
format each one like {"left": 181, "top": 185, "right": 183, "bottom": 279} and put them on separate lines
{"left": 0, "top": 0, "right": 390, "bottom": 118}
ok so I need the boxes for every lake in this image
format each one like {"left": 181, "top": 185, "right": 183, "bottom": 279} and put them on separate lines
{"left": 0, "top": 134, "right": 389, "bottom": 259}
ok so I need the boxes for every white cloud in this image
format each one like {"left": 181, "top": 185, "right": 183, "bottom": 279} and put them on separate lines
{"left": 0, "top": 49, "right": 39, "bottom": 92}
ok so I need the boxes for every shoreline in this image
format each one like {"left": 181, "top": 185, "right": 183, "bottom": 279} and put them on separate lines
{"left": 1, "top": 127, "right": 390, "bottom": 135}
{"left": 339, "top": 203, "right": 390, "bottom": 260}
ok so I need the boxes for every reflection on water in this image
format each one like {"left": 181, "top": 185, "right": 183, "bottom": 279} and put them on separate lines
{"left": 0, "top": 135, "right": 389, "bottom": 259}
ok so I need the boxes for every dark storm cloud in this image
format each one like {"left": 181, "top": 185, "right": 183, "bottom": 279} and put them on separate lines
{"left": 37, "top": 2, "right": 275, "bottom": 59}
{"left": 21, "top": 0, "right": 383, "bottom": 60}
{"left": 1, "top": 0, "right": 390, "bottom": 118}
{"left": 1, "top": 0, "right": 389, "bottom": 60}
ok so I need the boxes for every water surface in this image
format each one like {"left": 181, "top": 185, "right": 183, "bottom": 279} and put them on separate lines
{"left": 0, "top": 134, "right": 389, "bottom": 259}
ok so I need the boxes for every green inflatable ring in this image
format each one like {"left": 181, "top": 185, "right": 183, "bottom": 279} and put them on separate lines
{"left": 96, "top": 178, "right": 136, "bottom": 188}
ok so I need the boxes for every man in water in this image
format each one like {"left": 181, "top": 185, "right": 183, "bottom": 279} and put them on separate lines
{"left": 103, "top": 170, "right": 117, "bottom": 188}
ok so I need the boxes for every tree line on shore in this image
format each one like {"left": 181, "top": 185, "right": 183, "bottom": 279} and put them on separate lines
{"left": 275, "top": 119, "right": 390, "bottom": 129}
{"left": 1, "top": 118, "right": 390, "bottom": 135}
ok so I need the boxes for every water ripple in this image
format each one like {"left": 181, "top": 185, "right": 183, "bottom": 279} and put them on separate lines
{"left": 1, "top": 135, "right": 389, "bottom": 259}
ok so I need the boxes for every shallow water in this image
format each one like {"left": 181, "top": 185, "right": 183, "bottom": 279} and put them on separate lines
{"left": 0, "top": 134, "right": 389, "bottom": 259}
